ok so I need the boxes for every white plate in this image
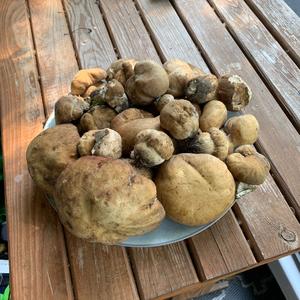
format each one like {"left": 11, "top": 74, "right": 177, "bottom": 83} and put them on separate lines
{"left": 45, "top": 111, "right": 253, "bottom": 247}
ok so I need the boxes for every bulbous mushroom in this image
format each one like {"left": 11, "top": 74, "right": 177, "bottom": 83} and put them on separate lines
{"left": 160, "top": 99, "right": 199, "bottom": 140}
{"left": 217, "top": 75, "right": 252, "bottom": 111}
{"left": 55, "top": 95, "right": 90, "bottom": 124}
{"left": 154, "top": 94, "right": 175, "bottom": 112}
{"left": 224, "top": 114, "right": 259, "bottom": 151}
{"left": 199, "top": 100, "right": 227, "bottom": 132}
{"left": 126, "top": 60, "right": 169, "bottom": 105}
{"left": 226, "top": 145, "right": 270, "bottom": 185}
{"left": 132, "top": 129, "right": 174, "bottom": 167}
{"left": 71, "top": 68, "right": 107, "bottom": 96}
{"left": 106, "top": 59, "right": 137, "bottom": 86}
{"left": 185, "top": 74, "right": 219, "bottom": 104}
{"left": 163, "top": 59, "right": 204, "bottom": 97}
{"left": 77, "top": 130, "right": 99, "bottom": 156}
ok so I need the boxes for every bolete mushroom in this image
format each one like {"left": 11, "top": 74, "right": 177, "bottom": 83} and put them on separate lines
{"left": 71, "top": 68, "right": 107, "bottom": 96}
{"left": 132, "top": 129, "right": 174, "bottom": 167}
{"left": 160, "top": 99, "right": 199, "bottom": 140}
{"left": 54, "top": 156, "right": 165, "bottom": 244}
{"left": 226, "top": 145, "right": 270, "bottom": 185}
{"left": 126, "top": 60, "right": 169, "bottom": 105}
{"left": 155, "top": 153, "right": 236, "bottom": 226}
{"left": 199, "top": 100, "right": 227, "bottom": 132}
{"left": 154, "top": 94, "right": 175, "bottom": 112}
{"left": 217, "top": 75, "right": 252, "bottom": 111}
{"left": 26, "top": 124, "right": 80, "bottom": 196}
{"left": 77, "top": 130, "right": 99, "bottom": 156}
{"left": 55, "top": 95, "right": 90, "bottom": 124}
{"left": 185, "top": 74, "right": 219, "bottom": 104}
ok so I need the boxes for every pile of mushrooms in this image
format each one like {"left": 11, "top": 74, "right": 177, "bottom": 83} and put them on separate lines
{"left": 26, "top": 59, "right": 270, "bottom": 244}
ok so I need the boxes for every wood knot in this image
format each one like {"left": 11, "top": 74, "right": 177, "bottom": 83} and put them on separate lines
{"left": 279, "top": 227, "right": 296, "bottom": 242}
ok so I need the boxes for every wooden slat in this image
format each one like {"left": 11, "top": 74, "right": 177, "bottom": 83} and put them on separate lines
{"left": 188, "top": 211, "right": 256, "bottom": 280}
{"left": 0, "top": 1, "right": 74, "bottom": 299}
{"left": 65, "top": 234, "right": 139, "bottom": 300}
{"left": 245, "top": 0, "right": 300, "bottom": 66}
{"left": 28, "top": 0, "right": 78, "bottom": 116}
{"left": 100, "top": 0, "right": 160, "bottom": 61}
{"left": 173, "top": 0, "right": 300, "bottom": 255}
{"left": 63, "top": 0, "right": 116, "bottom": 69}
{"left": 209, "top": 0, "right": 300, "bottom": 129}
{"left": 128, "top": 243, "right": 198, "bottom": 300}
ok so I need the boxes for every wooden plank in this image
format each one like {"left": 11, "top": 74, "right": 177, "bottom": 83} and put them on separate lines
{"left": 134, "top": 0, "right": 210, "bottom": 72}
{"left": 245, "top": 0, "right": 300, "bottom": 66}
{"left": 63, "top": 0, "right": 116, "bottom": 69}
{"left": 209, "top": 0, "right": 300, "bottom": 129}
{"left": 188, "top": 211, "right": 256, "bottom": 280}
{"left": 100, "top": 0, "right": 160, "bottom": 61}
{"left": 128, "top": 243, "right": 198, "bottom": 300}
{"left": 28, "top": 0, "right": 78, "bottom": 116}
{"left": 65, "top": 234, "right": 139, "bottom": 300}
{"left": 0, "top": 1, "right": 74, "bottom": 299}
{"left": 174, "top": 0, "right": 300, "bottom": 233}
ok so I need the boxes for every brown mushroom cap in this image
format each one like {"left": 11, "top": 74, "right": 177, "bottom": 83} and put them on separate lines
{"left": 71, "top": 68, "right": 107, "bottom": 95}
{"left": 185, "top": 74, "right": 219, "bottom": 104}
{"left": 26, "top": 124, "right": 80, "bottom": 196}
{"left": 160, "top": 99, "right": 199, "bottom": 140}
{"left": 154, "top": 94, "right": 175, "bottom": 112}
{"left": 163, "top": 59, "right": 204, "bottom": 97}
{"left": 78, "top": 130, "right": 99, "bottom": 156}
{"left": 80, "top": 106, "right": 117, "bottom": 133}
{"left": 199, "top": 100, "right": 227, "bottom": 132}
{"left": 217, "top": 75, "right": 252, "bottom": 111}
{"left": 54, "top": 156, "right": 165, "bottom": 244}
{"left": 224, "top": 114, "right": 259, "bottom": 147}
{"left": 226, "top": 145, "right": 270, "bottom": 185}
{"left": 155, "top": 153, "right": 236, "bottom": 226}
{"left": 126, "top": 60, "right": 169, "bottom": 105}
{"left": 133, "top": 129, "right": 174, "bottom": 167}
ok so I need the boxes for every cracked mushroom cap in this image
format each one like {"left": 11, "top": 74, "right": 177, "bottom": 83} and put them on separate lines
{"left": 226, "top": 145, "right": 270, "bottom": 185}
{"left": 163, "top": 59, "right": 204, "bottom": 98}
{"left": 155, "top": 153, "right": 236, "bottom": 226}
{"left": 224, "top": 114, "right": 259, "bottom": 148}
{"left": 26, "top": 124, "right": 80, "bottom": 196}
{"left": 199, "top": 100, "right": 227, "bottom": 132}
{"left": 55, "top": 95, "right": 90, "bottom": 124}
{"left": 217, "top": 75, "right": 252, "bottom": 111}
{"left": 133, "top": 129, "right": 174, "bottom": 167}
{"left": 185, "top": 74, "right": 219, "bottom": 104}
{"left": 71, "top": 68, "right": 107, "bottom": 96}
{"left": 54, "top": 156, "right": 165, "bottom": 244}
{"left": 126, "top": 60, "right": 169, "bottom": 105}
{"left": 160, "top": 99, "right": 199, "bottom": 140}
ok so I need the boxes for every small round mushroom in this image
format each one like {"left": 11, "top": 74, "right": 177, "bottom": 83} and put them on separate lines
{"left": 92, "top": 128, "right": 122, "bottom": 159}
{"left": 126, "top": 60, "right": 169, "bottom": 105}
{"left": 224, "top": 114, "right": 259, "bottom": 151}
{"left": 71, "top": 68, "right": 107, "bottom": 96}
{"left": 185, "top": 74, "right": 219, "bottom": 104}
{"left": 106, "top": 59, "right": 137, "bottom": 86}
{"left": 217, "top": 75, "right": 252, "bottom": 111}
{"left": 163, "top": 59, "right": 204, "bottom": 97}
{"left": 154, "top": 94, "right": 175, "bottom": 112}
{"left": 80, "top": 106, "right": 117, "bottom": 133}
{"left": 55, "top": 95, "right": 90, "bottom": 124}
{"left": 226, "top": 145, "right": 270, "bottom": 185}
{"left": 160, "top": 99, "right": 199, "bottom": 140}
{"left": 132, "top": 129, "right": 174, "bottom": 167}
{"left": 199, "top": 100, "right": 227, "bottom": 132}
{"left": 77, "top": 130, "right": 99, "bottom": 156}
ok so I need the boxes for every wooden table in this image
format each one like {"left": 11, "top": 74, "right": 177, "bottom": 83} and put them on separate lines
{"left": 1, "top": 0, "right": 299, "bottom": 299}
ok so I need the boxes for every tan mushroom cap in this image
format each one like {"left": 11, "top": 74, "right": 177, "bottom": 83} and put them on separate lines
{"left": 155, "top": 153, "right": 236, "bottom": 226}
{"left": 226, "top": 145, "right": 270, "bottom": 185}
{"left": 78, "top": 130, "right": 99, "bottom": 156}
{"left": 160, "top": 99, "right": 199, "bottom": 140}
{"left": 154, "top": 94, "right": 175, "bottom": 112}
{"left": 54, "top": 156, "right": 165, "bottom": 244}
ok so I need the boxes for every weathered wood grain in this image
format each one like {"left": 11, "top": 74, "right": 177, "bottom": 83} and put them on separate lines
{"left": 173, "top": 0, "right": 300, "bottom": 253}
{"left": 245, "top": 0, "right": 300, "bottom": 66}
{"left": 209, "top": 0, "right": 300, "bottom": 129}
{"left": 28, "top": 0, "right": 78, "bottom": 116}
{"left": 0, "top": 1, "right": 74, "bottom": 299}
